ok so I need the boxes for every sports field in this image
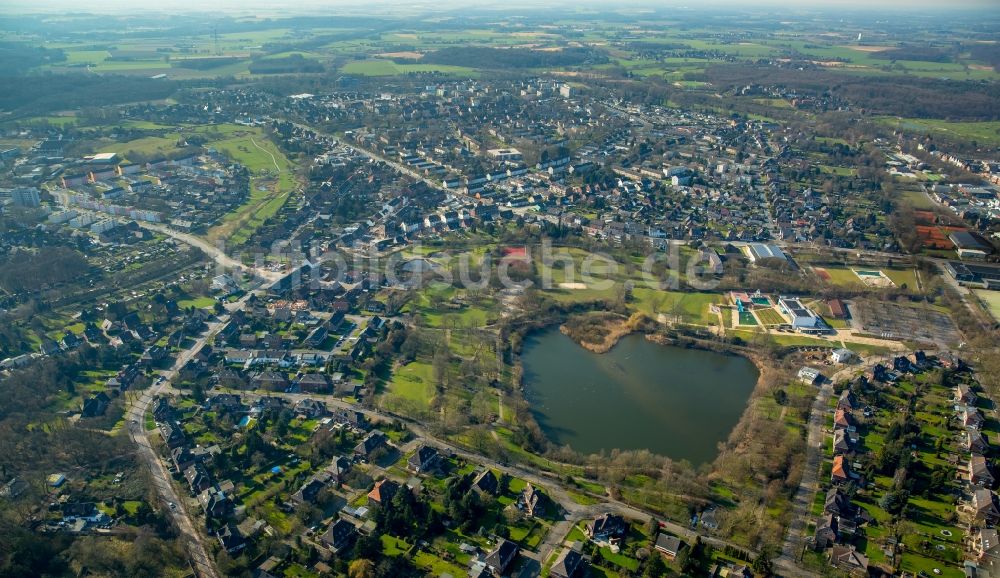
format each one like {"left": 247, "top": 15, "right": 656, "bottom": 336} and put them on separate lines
{"left": 975, "top": 289, "right": 1000, "bottom": 323}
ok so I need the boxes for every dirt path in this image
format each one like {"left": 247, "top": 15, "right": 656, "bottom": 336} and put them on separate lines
{"left": 250, "top": 135, "right": 281, "bottom": 173}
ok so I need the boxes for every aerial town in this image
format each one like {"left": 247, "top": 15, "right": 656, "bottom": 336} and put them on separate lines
{"left": 1, "top": 3, "right": 1000, "bottom": 578}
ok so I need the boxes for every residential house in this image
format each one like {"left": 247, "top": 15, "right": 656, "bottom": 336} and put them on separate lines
{"left": 159, "top": 421, "right": 187, "bottom": 449}
{"left": 294, "top": 398, "right": 327, "bottom": 418}
{"left": 218, "top": 524, "right": 246, "bottom": 554}
{"left": 325, "top": 456, "right": 352, "bottom": 485}
{"left": 39, "top": 339, "right": 60, "bottom": 356}
{"left": 868, "top": 364, "right": 891, "bottom": 383}
{"left": 970, "top": 455, "right": 995, "bottom": 488}
{"left": 518, "top": 483, "right": 546, "bottom": 518}
{"left": 831, "top": 455, "right": 850, "bottom": 485}
{"left": 831, "top": 348, "right": 855, "bottom": 364}
{"left": 472, "top": 469, "right": 500, "bottom": 496}
{"left": 798, "top": 366, "right": 823, "bottom": 385}
{"left": 833, "top": 430, "right": 852, "bottom": 455}
{"left": 654, "top": 534, "right": 684, "bottom": 560}
{"left": 367, "top": 479, "right": 400, "bottom": 508}
{"left": 207, "top": 393, "right": 243, "bottom": 413}
{"left": 218, "top": 368, "right": 248, "bottom": 389}
{"left": 963, "top": 406, "right": 986, "bottom": 430}
{"left": 331, "top": 408, "right": 366, "bottom": 429}
{"left": 199, "top": 489, "right": 232, "bottom": 519}
{"left": 833, "top": 408, "right": 855, "bottom": 432}
{"left": 586, "top": 513, "right": 628, "bottom": 542}
{"left": 814, "top": 514, "right": 838, "bottom": 549}
{"left": 939, "top": 352, "right": 965, "bottom": 371}
{"left": 958, "top": 383, "right": 979, "bottom": 406}
{"left": 184, "top": 464, "right": 213, "bottom": 495}
{"left": 969, "top": 430, "right": 991, "bottom": 454}
{"left": 291, "top": 477, "right": 328, "bottom": 506}
{"left": 710, "top": 563, "right": 752, "bottom": 577}
{"left": 354, "top": 430, "right": 388, "bottom": 460}
{"left": 171, "top": 447, "right": 197, "bottom": 473}
{"left": 407, "top": 445, "right": 440, "bottom": 474}
{"left": 837, "top": 390, "right": 857, "bottom": 412}
{"left": 829, "top": 545, "right": 869, "bottom": 576}
{"left": 699, "top": 509, "right": 719, "bottom": 531}
{"left": 251, "top": 371, "right": 290, "bottom": 391}
{"left": 973, "top": 528, "right": 1000, "bottom": 567}
{"left": 972, "top": 488, "right": 1000, "bottom": 525}
{"left": 321, "top": 518, "right": 357, "bottom": 554}
{"left": 485, "top": 538, "right": 519, "bottom": 576}
{"left": 825, "top": 488, "right": 854, "bottom": 519}
{"left": 892, "top": 355, "right": 913, "bottom": 373}
{"left": 549, "top": 547, "right": 586, "bottom": 578}
{"left": 61, "top": 502, "right": 108, "bottom": 525}
{"left": 81, "top": 392, "right": 111, "bottom": 417}
{"left": 60, "top": 332, "right": 81, "bottom": 350}
{"left": 297, "top": 373, "right": 331, "bottom": 394}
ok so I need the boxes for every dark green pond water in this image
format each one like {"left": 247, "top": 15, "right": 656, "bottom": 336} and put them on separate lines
{"left": 521, "top": 330, "right": 759, "bottom": 465}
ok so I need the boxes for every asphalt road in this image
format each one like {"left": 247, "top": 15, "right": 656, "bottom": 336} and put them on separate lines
{"left": 776, "top": 357, "right": 901, "bottom": 578}
{"left": 123, "top": 289, "right": 261, "bottom": 578}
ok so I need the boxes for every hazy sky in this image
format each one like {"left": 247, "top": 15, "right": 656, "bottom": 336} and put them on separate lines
{"left": 3, "top": 0, "right": 999, "bottom": 14}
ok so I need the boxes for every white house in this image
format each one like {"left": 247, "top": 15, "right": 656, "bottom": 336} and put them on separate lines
{"left": 798, "top": 366, "right": 823, "bottom": 385}
{"left": 831, "top": 348, "right": 856, "bottom": 364}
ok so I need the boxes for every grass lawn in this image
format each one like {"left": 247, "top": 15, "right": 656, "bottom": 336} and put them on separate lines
{"left": 413, "top": 550, "right": 466, "bottom": 576}
{"left": 816, "top": 265, "right": 864, "bottom": 287}
{"left": 178, "top": 297, "right": 217, "bottom": 309}
{"left": 901, "top": 188, "right": 939, "bottom": 210}
{"left": 567, "top": 491, "right": 600, "bottom": 506}
{"left": 381, "top": 534, "right": 411, "bottom": 556}
{"left": 104, "top": 134, "right": 182, "bottom": 158}
{"left": 974, "top": 289, "right": 1000, "bottom": 323}
{"left": 882, "top": 268, "right": 919, "bottom": 289}
{"left": 599, "top": 546, "right": 640, "bottom": 572}
{"left": 630, "top": 289, "right": 721, "bottom": 325}
{"left": 383, "top": 361, "right": 436, "bottom": 413}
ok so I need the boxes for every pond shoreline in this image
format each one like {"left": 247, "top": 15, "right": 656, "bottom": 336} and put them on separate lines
{"left": 558, "top": 312, "right": 646, "bottom": 354}
{"left": 518, "top": 326, "right": 761, "bottom": 464}
{"left": 556, "top": 312, "right": 768, "bottom": 380}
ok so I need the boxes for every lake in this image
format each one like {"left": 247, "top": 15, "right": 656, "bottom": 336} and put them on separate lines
{"left": 521, "top": 329, "right": 759, "bottom": 465}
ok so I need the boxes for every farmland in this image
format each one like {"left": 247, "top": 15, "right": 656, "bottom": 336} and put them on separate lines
{"left": 877, "top": 117, "right": 1000, "bottom": 148}
{"left": 341, "top": 59, "right": 478, "bottom": 77}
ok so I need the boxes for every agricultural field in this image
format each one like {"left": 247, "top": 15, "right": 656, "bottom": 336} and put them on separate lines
{"left": 341, "top": 59, "right": 477, "bottom": 77}
{"left": 877, "top": 118, "right": 1000, "bottom": 148}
